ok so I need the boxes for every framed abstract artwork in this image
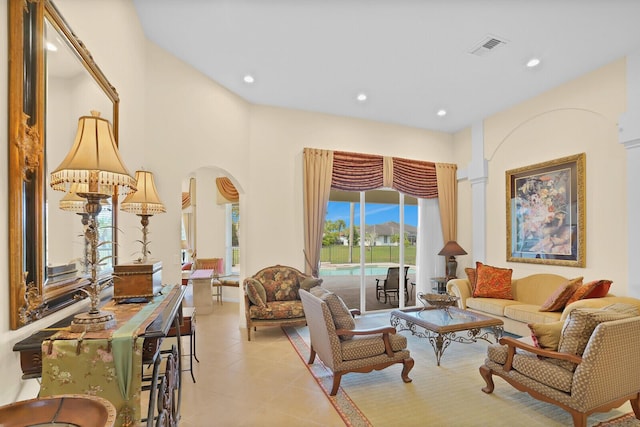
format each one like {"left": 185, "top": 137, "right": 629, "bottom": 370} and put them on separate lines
{"left": 506, "top": 153, "right": 586, "bottom": 267}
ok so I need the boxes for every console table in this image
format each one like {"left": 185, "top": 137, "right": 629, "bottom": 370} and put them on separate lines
{"left": 13, "top": 284, "right": 186, "bottom": 427}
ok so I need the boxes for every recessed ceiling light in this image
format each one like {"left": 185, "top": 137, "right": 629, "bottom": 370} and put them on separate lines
{"left": 526, "top": 58, "right": 541, "bottom": 68}
{"left": 243, "top": 74, "right": 255, "bottom": 84}
{"left": 436, "top": 109, "right": 447, "bottom": 117}
{"left": 356, "top": 93, "right": 368, "bottom": 102}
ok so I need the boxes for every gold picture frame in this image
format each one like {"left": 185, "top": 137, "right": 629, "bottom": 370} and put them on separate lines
{"left": 506, "top": 153, "right": 586, "bottom": 267}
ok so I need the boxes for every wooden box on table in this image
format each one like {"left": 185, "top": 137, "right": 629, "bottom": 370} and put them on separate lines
{"left": 113, "top": 260, "right": 162, "bottom": 302}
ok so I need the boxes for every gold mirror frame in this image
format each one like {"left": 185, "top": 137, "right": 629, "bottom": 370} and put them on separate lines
{"left": 8, "top": 0, "right": 119, "bottom": 329}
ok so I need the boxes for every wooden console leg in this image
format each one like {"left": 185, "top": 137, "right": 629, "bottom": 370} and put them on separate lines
{"left": 479, "top": 365, "right": 495, "bottom": 394}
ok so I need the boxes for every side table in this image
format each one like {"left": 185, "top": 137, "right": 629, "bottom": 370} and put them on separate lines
{"left": 430, "top": 277, "right": 449, "bottom": 294}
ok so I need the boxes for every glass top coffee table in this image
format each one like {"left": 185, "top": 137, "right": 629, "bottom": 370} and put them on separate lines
{"left": 390, "top": 307, "right": 504, "bottom": 366}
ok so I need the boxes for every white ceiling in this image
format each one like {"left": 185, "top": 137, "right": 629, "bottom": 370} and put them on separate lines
{"left": 133, "top": 0, "right": 640, "bottom": 133}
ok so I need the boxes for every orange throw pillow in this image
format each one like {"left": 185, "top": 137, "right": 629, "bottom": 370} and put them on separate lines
{"left": 584, "top": 280, "right": 612, "bottom": 298}
{"left": 566, "top": 279, "right": 612, "bottom": 305}
{"left": 473, "top": 262, "right": 513, "bottom": 299}
{"left": 539, "top": 277, "right": 583, "bottom": 312}
{"left": 465, "top": 267, "right": 477, "bottom": 292}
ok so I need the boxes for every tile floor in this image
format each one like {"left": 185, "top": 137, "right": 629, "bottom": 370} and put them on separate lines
{"left": 169, "top": 301, "right": 346, "bottom": 427}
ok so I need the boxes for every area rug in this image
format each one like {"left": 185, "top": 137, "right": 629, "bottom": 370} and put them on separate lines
{"left": 595, "top": 413, "right": 640, "bottom": 426}
{"left": 284, "top": 325, "right": 372, "bottom": 427}
{"left": 284, "top": 314, "right": 636, "bottom": 427}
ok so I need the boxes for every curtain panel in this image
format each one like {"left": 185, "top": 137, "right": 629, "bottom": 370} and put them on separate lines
{"left": 436, "top": 163, "right": 458, "bottom": 243}
{"left": 303, "top": 148, "right": 334, "bottom": 276}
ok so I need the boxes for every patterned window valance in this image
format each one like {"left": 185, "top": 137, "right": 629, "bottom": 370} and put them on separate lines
{"left": 216, "top": 177, "right": 239, "bottom": 203}
{"left": 331, "top": 151, "right": 384, "bottom": 191}
{"left": 392, "top": 157, "right": 438, "bottom": 199}
{"left": 330, "top": 150, "right": 439, "bottom": 199}
{"left": 182, "top": 192, "right": 190, "bottom": 209}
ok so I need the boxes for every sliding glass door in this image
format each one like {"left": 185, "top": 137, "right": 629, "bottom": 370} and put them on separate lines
{"left": 320, "top": 189, "right": 418, "bottom": 312}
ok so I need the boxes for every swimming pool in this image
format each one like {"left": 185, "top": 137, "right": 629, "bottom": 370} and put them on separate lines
{"left": 319, "top": 265, "right": 415, "bottom": 277}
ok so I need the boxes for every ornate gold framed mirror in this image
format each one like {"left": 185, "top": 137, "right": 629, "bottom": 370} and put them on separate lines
{"left": 8, "top": 0, "right": 119, "bottom": 329}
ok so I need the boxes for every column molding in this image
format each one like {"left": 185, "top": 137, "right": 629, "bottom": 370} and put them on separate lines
{"left": 620, "top": 50, "right": 640, "bottom": 298}
{"left": 469, "top": 121, "right": 488, "bottom": 264}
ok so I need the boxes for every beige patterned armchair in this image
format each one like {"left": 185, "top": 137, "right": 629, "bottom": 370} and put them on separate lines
{"left": 299, "top": 288, "right": 414, "bottom": 395}
{"left": 480, "top": 305, "right": 640, "bottom": 427}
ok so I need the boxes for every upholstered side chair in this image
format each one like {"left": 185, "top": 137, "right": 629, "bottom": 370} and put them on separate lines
{"left": 299, "top": 288, "right": 414, "bottom": 395}
{"left": 480, "top": 307, "right": 640, "bottom": 427}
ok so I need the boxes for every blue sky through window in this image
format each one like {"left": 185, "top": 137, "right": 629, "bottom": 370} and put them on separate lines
{"left": 326, "top": 201, "right": 418, "bottom": 227}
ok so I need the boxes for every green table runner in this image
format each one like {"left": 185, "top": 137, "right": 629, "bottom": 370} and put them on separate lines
{"left": 40, "top": 285, "right": 177, "bottom": 427}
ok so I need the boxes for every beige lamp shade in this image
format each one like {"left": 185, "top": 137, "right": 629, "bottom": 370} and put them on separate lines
{"left": 49, "top": 111, "right": 136, "bottom": 195}
{"left": 59, "top": 183, "right": 112, "bottom": 213}
{"left": 121, "top": 170, "right": 166, "bottom": 215}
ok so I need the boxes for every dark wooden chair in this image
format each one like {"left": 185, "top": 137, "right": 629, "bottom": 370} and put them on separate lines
{"left": 375, "top": 266, "right": 409, "bottom": 304}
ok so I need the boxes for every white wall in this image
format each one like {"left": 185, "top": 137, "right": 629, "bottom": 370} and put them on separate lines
{"left": 455, "top": 59, "right": 629, "bottom": 294}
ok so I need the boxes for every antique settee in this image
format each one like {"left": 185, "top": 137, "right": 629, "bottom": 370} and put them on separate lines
{"left": 243, "top": 265, "right": 321, "bottom": 341}
{"left": 447, "top": 266, "right": 640, "bottom": 336}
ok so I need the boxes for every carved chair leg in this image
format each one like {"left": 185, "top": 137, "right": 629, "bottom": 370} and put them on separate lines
{"left": 247, "top": 327, "right": 251, "bottom": 341}
{"left": 330, "top": 373, "right": 343, "bottom": 396}
{"left": 401, "top": 358, "right": 414, "bottom": 383}
{"left": 308, "top": 346, "right": 316, "bottom": 364}
{"left": 479, "top": 365, "right": 495, "bottom": 394}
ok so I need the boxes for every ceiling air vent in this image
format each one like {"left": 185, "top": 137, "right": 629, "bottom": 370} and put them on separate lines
{"left": 468, "top": 35, "right": 508, "bottom": 57}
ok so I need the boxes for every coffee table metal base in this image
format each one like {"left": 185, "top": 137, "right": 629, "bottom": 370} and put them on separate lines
{"left": 391, "top": 311, "right": 503, "bottom": 366}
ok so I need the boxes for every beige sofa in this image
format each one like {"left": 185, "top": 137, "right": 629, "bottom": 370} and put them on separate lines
{"left": 447, "top": 273, "right": 640, "bottom": 336}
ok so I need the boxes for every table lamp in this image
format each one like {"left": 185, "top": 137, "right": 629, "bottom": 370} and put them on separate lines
{"left": 121, "top": 170, "right": 166, "bottom": 263}
{"left": 50, "top": 111, "right": 136, "bottom": 331}
{"left": 58, "top": 184, "right": 111, "bottom": 275}
{"left": 438, "top": 241, "right": 467, "bottom": 280}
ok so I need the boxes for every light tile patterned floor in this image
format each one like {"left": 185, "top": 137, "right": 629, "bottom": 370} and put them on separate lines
{"left": 169, "top": 301, "right": 346, "bottom": 427}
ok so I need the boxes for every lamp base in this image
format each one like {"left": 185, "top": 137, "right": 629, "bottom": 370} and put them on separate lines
{"left": 70, "top": 310, "right": 116, "bottom": 332}
{"left": 445, "top": 256, "right": 458, "bottom": 281}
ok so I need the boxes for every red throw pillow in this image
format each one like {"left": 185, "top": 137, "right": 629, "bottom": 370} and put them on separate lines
{"left": 566, "top": 279, "right": 611, "bottom": 305}
{"left": 584, "top": 280, "right": 613, "bottom": 298}
{"left": 539, "top": 277, "right": 583, "bottom": 312}
{"left": 473, "top": 262, "right": 513, "bottom": 299}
